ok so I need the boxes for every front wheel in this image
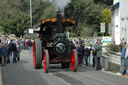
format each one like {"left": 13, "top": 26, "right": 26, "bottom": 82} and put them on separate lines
{"left": 43, "top": 49, "right": 49, "bottom": 73}
{"left": 33, "top": 39, "right": 42, "bottom": 69}
{"left": 71, "top": 49, "right": 78, "bottom": 72}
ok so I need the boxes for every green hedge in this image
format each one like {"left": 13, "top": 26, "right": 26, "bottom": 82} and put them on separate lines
{"left": 23, "top": 34, "right": 38, "bottom": 39}
{"left": 109, "top": 44, "right": 120, "bottom": 52}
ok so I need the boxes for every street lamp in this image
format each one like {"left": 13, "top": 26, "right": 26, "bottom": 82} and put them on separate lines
{"left": 30, "top": 0, "right": 32, "bottom": 29}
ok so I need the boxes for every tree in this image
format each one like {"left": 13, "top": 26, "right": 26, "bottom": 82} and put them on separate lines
{"left": 101, "top": 8, "right": 111, "bottom": 35}
{"left": 93, "top": 0, "right": 113, "bottom": 5}
{"left": 32, "top": 0, "right": 51, "bottom": 24}
{"left": 0, "top": 0, "right": 52, "bottom": 37}
{"left": 41, "top": 4, "right": 56, "bottom": 19}
{"left": 0, "top": 26, "right": 4, "bottom": 36}
{"left": 0, "top": 13, "right": 30, "bottom": 37}
{"left": 65, "top": 0, "right": 102, "bottom": 36}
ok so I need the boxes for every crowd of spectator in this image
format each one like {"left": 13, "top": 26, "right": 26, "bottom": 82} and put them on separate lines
{"left": 0, "top": 37, "right": 33, "bottom": 66}
{"left": 72, "top": 38, "right": 128, "bottom": 78}
{"left": 72, "top": 38, "right": 102, "bottom": 70}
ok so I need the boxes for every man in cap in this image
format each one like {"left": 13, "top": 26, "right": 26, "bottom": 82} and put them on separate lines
{"left": 94, "top": 40, "right": 102, "bottom": 70}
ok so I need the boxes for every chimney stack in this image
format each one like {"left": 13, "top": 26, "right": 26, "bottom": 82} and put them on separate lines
{"left": 57, "top": 11, "right": 63, "bottom": 33}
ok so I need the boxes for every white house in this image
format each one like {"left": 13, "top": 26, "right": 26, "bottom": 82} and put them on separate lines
{"left": 112, "top": 0, "right": 128, "bottom": 45}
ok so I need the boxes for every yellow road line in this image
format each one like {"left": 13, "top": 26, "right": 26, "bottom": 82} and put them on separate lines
{"left": 0, "top": 67, "right": 2, "bottom": 85}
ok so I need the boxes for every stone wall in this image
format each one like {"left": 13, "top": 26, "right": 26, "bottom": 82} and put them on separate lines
{"left": 103, "top": 52, "right": 121, "bottom": 72}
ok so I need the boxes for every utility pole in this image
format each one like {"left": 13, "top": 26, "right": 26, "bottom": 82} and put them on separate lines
{"left": 30, "top": 0, "right": 32, "bottom": 29}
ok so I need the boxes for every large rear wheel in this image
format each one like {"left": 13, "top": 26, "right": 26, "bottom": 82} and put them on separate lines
{"left": 33, "top": 39, "right": 42, "bottom": 69}
{"left": 43, "top": 49, "right": 49, "bottom": 73}
{"left": 71, "top": 49, "right": 78, "bottom": 72}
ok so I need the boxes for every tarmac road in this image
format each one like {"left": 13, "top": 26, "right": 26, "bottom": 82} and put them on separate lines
{"left": 1, "top": 50, "right": 128, "bottom": 85}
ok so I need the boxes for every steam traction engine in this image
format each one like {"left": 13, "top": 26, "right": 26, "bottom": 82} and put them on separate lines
{"left": 33, "top": 12, "right": 78, "bottom": 73}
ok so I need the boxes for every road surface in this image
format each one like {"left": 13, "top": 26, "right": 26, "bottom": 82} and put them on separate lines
{"left": 1, "top": 50, "right": 128, "bottom": 85}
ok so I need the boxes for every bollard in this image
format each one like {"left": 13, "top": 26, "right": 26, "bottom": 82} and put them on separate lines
{"left": 101, "top": 55, "right": 109, "bottom": 70}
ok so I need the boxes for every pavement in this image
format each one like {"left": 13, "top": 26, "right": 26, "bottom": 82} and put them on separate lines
{"left": 1, "top": 50, "right": 128, "bottom": 85}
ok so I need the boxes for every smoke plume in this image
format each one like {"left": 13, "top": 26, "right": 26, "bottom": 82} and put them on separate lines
{"left": 48, "top": 0, "right": 71, "bottom": 11}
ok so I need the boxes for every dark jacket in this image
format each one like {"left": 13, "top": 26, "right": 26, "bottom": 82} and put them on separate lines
{"left": 70, "top": 42, "right": 76, "bottom": 49}
{"left": 84, "top": 47, "right": 91, "bottom": 56}
{"left": 11, "top": 43, "right": 17, "bottom": 51}
{"left": 0, "top": 46, "right": 8, "bottom": 56}
{"left": 27, "top": 40, "right": 32, "bottom": 47}
{"left": 8, "top": 43, "right": 13, "bottom": 51}
{"left": 76, "top": 45, "right": 84, "bottom": 56}
{"left": 94, "top": 43, "right": 102, "bottom": 57}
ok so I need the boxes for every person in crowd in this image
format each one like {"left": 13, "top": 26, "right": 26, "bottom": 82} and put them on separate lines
{"left": 11, "top": 40, "right": 17, "bottom": 63}
{"left": 91, "top": 43, "right": 97, "bottom": 69}
{"left": 76, "top": 42, "right": 84, "bottom": 65}
{"left": 92, "top": 44, "right": 97, "bottom": 70}
{"left": 31, "top": 38, "right": 34, "bottom": 44}
{"left": 7, "top": 40, "right": 13, "bottom": 64}
{"left": 73, "top": 39, "right": 77, "bottom": 47}
{"left": 84, "top": 43, "right": 91, "bottom": 66}
{"left": 0, "top": 40, "right": 2, "bottom": 64}
{"left": 70, "top": 41, "right": 76, "bottom": 50}
{"left": 27, "top": 39, "right": 33, "bottom": 53}
{"left": 94, "top": 40, "right": 102, "bottom": 70}
{"left": 0, "top": 43, "right": 8, "bottom": 66}
{"left": 120, "top": 43, "right": 126, "bottom": 75}
{"left": 16, "top": 41, "right": 21, "bottom": 61}
{"left": 22, "top": 39, "right": 26, "bottom": 50}
{"left": 7, "top": 37, "right": 11, "bottom": 44}
{"left": 20, "top": 39, "right": 25, "bottom": 50}
{"left": 124, "top": 44, "right": 128, "bottom": 78}
{"left": 121, "top": 38, "right": 126, "bottom": 45}
{"left": 81, "top": 39, "right": 85, "bottom": 45}
{"left": 120, "top": 38, "right": 126, "bottom": 51}
{"left": 78, "top": 38, "right": 82, "bottom": 44}
{"left": 25, "top": 39, "right": 28, "bottom": 50}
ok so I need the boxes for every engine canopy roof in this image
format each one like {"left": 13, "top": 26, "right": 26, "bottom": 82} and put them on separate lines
{"left": 41, "top": 17, "right": 76, "bottom": 27}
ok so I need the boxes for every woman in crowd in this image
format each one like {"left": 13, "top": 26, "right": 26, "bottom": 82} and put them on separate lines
{"left": 91, "top": 44, "right": 97, "bottom": 69}
{"left": 84, "top": 43, "right": 91, "bottom": 66}
{"left": 0, "top": 40, "right": 2, "bottom": 65}
{"left": 10, "top": 40, "right": 17, "bottom": 63}
{"left": 16, "top": 41, "right": 21, "bottom": 61}
{"left": 125, "top": 44, "right": 128, "bottom": 78}
{"left": 76, "top": 42, "right": 84, "bottom": 65}
{"left": 120, "top": 43, "right": 126, "bottom": 75}
{"left": 0, "top": 42, "right": 8, "bottom": 66}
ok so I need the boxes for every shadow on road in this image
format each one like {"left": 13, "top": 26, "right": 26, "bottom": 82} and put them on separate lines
{"left": 48, "top": 64, "right": 96, "bottom": 73}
